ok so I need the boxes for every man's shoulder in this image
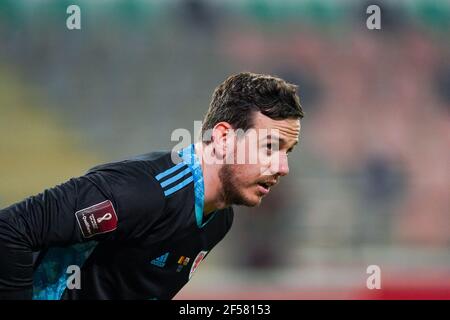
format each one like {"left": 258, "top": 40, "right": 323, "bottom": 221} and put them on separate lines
{"left": 86, "top": 150, "right": 181, "bottom": 177}
{"left": 83, "top": 150, "right": 185, "bottom": 212}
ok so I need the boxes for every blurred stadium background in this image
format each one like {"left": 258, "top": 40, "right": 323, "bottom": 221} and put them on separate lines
{"left": 0, "top": 0, "right": 449, "bottom": 299}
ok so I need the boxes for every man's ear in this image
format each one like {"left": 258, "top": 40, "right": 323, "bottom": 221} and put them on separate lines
{"left": 212, "top": 122, "right": 233, "bottom": 160}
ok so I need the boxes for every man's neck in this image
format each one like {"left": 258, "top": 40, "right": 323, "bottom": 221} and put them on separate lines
{"left": 194, "top": 142, "right": 227, "bottom": 216}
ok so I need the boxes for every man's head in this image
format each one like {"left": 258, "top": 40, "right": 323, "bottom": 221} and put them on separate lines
{"left": 201, "top": 72, "right": 304, "bottom": 208}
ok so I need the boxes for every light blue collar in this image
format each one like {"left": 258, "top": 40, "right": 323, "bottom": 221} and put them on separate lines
{"left": 178, "top": 144, "right": 215, "bottom": 228}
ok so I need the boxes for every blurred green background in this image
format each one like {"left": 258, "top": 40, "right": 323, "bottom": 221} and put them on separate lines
{"left": 0, "top": 0, "right": 449, "bottom": 299}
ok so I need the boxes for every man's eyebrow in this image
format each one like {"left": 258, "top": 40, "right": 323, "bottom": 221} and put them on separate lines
{"left": 266, "top": 135, "right": 299, "bottom": 150}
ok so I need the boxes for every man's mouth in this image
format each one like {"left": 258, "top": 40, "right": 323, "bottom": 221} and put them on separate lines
{"left": 257, "top": 181, "right": 277, "bottom": 195}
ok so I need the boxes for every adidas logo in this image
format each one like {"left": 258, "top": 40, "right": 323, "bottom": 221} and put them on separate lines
{"left": 151, "top": 252, "right": 169, "bottom": 268}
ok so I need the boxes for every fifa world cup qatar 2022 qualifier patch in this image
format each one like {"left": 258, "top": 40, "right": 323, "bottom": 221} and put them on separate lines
{"left": 75, "top": 200, "right": 118, "bottom": 238}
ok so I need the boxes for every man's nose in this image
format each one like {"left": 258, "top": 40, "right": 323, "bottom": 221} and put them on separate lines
{"left": 271, "top": 153, "right": 289, "bottom": 176}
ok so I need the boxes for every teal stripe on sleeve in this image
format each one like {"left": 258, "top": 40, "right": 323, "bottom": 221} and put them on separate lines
{"left": 160, "top": 167, "right": 192, "bottom": 188}
{"left": 155, "top": 162, "right": 185, "bottom": 181}
{"left": 163, "top": 176, "right": 194, "bottom": 196}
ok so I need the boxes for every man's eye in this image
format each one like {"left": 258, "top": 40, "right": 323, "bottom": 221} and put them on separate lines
{"left": 264, "top": 143, "right": 273, "bottom": 156}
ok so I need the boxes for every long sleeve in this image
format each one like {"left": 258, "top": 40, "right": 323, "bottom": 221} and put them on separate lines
{"left": 0, "top": 160, "right": 166, "bottom": 299}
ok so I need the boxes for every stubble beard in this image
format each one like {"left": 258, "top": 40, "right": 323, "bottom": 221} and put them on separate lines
{"left": 218, "top": 164, "right": 260, "bottom": 207}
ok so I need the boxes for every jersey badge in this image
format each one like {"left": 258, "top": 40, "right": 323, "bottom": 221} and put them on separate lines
{"left": 189, "top": 250, "right": 208, "bottom": 279}
{"left": 75, "top": 200, "right": 118, "bottom": 238}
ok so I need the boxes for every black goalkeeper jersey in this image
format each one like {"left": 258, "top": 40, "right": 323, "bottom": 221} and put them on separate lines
{"left": 0, "top": 144, "right": 234, "bottom": 300}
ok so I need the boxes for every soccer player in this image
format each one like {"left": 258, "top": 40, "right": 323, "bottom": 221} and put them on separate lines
{"left": 0, "top": 72, "right": 304, "bottom": 300}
